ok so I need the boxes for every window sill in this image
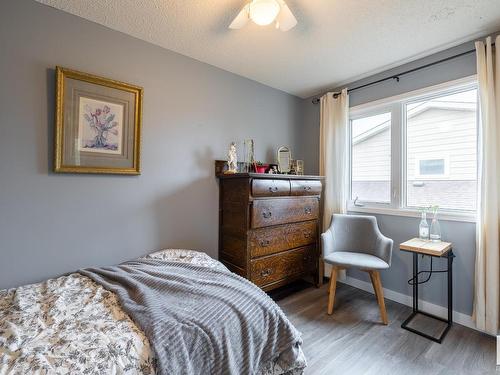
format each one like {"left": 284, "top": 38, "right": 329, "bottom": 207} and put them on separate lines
{"left": 347, "top": 206, "right": 476, "bottom": 223}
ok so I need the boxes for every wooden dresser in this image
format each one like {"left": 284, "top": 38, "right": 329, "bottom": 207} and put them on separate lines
{"left": 218, "top": 173, "right": 323, "bottom": 291}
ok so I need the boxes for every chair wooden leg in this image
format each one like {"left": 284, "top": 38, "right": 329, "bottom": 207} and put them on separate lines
{"left": 369, "top": 270, "right": 388, "bottom": 325}
{"left": 368, "top": 272, "right": 378, "bottom": 301}
{"left": 327, "top": 266, "right": 343, "bottom": 294}
{"left": 327, "top": 266, "right": 338, "bottom": 315}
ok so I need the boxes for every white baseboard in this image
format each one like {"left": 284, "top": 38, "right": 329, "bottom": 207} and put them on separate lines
{"left": 336, "top": 275, "right": 476, "bottom": 331}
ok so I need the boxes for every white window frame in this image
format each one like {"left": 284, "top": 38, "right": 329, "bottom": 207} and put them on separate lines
{"left": 347, "top": 75, "right": 478, "bottom": 223}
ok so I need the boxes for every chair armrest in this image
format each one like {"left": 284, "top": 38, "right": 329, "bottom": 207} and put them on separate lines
{"left": 321, "top": 228, "right": 335, "bottom": 258}
{"left": 375, "top": 233, "right": 393, "bottom": 266}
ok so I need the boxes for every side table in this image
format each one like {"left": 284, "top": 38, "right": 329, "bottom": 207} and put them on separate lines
{"left": 400, "top": 238, "right": 454, "bottom": 343}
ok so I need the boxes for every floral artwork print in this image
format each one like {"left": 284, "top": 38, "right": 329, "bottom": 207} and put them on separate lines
{"left": 78, "top": 96, "right": 124, "bottom": 154}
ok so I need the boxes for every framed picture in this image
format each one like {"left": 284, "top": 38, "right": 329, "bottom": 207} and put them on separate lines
{"left": 54, "top": 66, "right": 143, "bottom": 174}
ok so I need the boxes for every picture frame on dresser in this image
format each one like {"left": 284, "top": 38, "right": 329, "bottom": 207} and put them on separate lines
{"left": 217, "top": 172, "right": 324, "bottom": 291}
{"left": 54, "top": 66, "right": 143, "bottom": 175}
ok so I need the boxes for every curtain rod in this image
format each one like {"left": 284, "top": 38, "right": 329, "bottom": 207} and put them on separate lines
{"left": 311, "top": 47, "right": 482, "bottom": 104}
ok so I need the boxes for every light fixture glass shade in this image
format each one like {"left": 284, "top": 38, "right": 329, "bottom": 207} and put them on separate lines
{"left": 249, "top": 0, "right": 280, "bottom": 26}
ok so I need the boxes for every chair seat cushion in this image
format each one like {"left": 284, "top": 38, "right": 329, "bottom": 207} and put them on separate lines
{"left": 324, "top": 251, "right": 390, "bottom": 270}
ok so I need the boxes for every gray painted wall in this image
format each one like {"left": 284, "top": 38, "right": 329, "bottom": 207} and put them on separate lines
{"left": 299, "top": 42, "right": 479, "bottom": 316}
{"left": 0, "top": 0, "right": 303, "bottom": 290}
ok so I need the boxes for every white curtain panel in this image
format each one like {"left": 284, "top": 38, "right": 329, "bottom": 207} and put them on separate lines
{"left": 320, "top": 89, "right": 349, "bottom": 280}
{"left": 319, "top": 89, "right": 349, "bottom": 230}
{"left": 474, "top": 36, "right": 500, "bottom": 335}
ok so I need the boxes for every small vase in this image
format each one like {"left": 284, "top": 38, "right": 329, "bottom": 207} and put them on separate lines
{"left": 254, "top": 164, "right": 268, "bottom": 173}
{"left": 429, "top": 208, "right": 441, "bottom": 242}
{"left": 419, "top": 211, "right": 429, "bottom": 240}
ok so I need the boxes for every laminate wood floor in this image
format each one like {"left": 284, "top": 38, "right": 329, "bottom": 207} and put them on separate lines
{"left": 273, "top": 282, "right": 499, "bottom": 375}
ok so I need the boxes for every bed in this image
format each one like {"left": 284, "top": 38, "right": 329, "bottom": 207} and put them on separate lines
{"left": 0, "top": 249, "right": 306, "bottom": 375}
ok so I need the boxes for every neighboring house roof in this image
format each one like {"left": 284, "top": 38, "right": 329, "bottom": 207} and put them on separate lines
{"left": 352, "top": 101, "right": 476, "bottom": 145}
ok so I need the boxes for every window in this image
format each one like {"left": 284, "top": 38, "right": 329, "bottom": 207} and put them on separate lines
{"left": 406, "top": 88, "right": 477, "bottom": 211}
{"left": 351, "top": 112, "right": 391, "bottom": 203}
{"left": 348, "top": 77, "right": 478, "bottom": 218}
{"left": 417, "top": 158, "right": 446, "bottom": 176}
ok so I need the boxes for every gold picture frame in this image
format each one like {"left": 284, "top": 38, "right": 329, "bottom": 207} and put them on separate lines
{"left": 54, "top": 66, "right": 143, "bottom": 175}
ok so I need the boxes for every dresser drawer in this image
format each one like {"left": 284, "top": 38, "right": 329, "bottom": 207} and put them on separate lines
{"left": 252, "top": 179, "right": 290, "bottom": 197}
{"left": 290, "top": 180, "right": 322, "bottom": 196}
{"left": 251, "top": 197, "right": 319, "bottom": 228}
{"left": 251, "top": 246, "right": 316, "bottom": 287}
{"left": 249, "top": 221, "right": 317, "bottom": 258}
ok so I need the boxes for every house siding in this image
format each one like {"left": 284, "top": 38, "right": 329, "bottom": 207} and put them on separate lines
{"left": 352, "top": 126, "right": 391, "bottom": 181}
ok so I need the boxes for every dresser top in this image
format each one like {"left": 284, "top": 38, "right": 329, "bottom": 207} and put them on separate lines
{"left": 218, "top": 173, "right": 324, "bottom": 180}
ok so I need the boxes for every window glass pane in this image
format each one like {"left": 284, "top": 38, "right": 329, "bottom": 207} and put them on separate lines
{"left": 419, "top": 159, "right": 445, "bottom": 175}
{"left": 351, "top": 112, "right": 391, "bottom": 203}
{"left": 406, "top": 88, "right": 477, "bottom": 211}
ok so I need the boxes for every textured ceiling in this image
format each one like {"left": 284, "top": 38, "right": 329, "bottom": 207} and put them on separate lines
{"left": 36, "top": 0, "right": 500, "bottom": 98}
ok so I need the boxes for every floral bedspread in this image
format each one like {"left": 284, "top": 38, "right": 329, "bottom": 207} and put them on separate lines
{"left": 0, "top": 249, "right": 305, "bottom": 375}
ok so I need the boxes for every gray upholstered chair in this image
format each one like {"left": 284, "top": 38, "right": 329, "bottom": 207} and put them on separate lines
{"left": 321, "top": 214, "right": 393, "bottom": 324}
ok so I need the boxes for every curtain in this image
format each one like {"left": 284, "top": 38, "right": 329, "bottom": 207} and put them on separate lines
{"left": 319, "top": 89, "right": 349, "bottom": 229}
{"left": 319, "top": 89, "right": 349, "bottom": 280}
{"left": 474, "top": 36, "right": 500, "bottom": 335}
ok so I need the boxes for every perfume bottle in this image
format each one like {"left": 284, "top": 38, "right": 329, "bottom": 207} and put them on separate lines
{"left": 419, "top": 210, "right": 429, "bottom": 240}
{"left": 430, "top": 205, "right": 441, "bottom": 242}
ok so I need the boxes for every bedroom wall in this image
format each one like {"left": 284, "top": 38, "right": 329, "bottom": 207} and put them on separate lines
{"left": 298, "top": 41, "right": 479, "bottom": 316}
{"left": 0, "top": 0, "right": 303, "bottom": 290}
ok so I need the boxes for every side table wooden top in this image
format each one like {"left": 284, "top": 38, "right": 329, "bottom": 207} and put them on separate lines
{"left": 400, "top": 238, "right": 452, "bottom": 257}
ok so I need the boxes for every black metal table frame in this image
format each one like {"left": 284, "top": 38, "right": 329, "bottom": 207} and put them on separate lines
{"left": 401, "top": 249, "right": 454, "bottom": 343}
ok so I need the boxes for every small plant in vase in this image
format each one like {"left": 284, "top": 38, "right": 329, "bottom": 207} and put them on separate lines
{"left": 429, "top": 205, "right": 441, "bottom": 242}
{"left": 253, "top": 161, "right": 269, "bottom": 173}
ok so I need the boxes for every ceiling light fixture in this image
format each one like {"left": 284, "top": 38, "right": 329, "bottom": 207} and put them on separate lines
{"left": 229, "top": 0, "right": 297, "bottom": 32}
{"left": 249, "top": 0, "right": 280, "bottom": 26}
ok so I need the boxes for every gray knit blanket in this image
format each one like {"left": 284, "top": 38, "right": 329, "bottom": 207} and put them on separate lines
{"left": 80, "top": 258, "right": 304, "bottom": 375}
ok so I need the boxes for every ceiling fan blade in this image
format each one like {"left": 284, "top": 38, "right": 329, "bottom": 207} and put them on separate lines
{"left": 229, "top": 4, "right": 250, "bottom": 29}
{"left": 276, "top": 0, "right": 297, "bottom": 31}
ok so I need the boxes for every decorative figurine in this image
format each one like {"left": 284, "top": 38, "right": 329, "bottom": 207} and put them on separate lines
{"left": 225, "top": 142, "right": 238, "bottom": 174}
{"left": 267, "top": 164, "right": 279, "bottom": 174}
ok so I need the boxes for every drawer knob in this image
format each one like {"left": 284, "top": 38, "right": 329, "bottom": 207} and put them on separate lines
{"left": 304, "top": 207, "right": 312, "bottom": 214}
{"left": 260, "top": 268, "right": 273, "bottom": 277}
{"left": 303, "top": 231, "right": 312, "bottom": 238}
{"left": 259, "top": 239, "right": 271, "bottom": 247}
{"left": 268, "top": 186, "right": 279, "bottom": 193}
{"left": 303, "top": 186, "right": 312, "bottom": 191}
{"left": 262, "top": 211, "right": 272, "bottom": 219}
